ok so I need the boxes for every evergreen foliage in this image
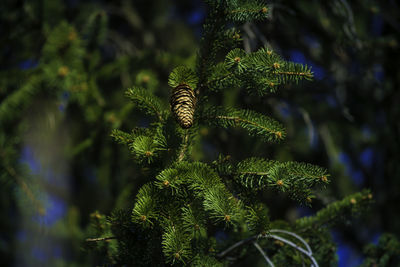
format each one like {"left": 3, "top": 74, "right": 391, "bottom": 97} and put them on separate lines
{"left": 2, "top": 0, "right": 396, "bottom": 266}
{"left": 125, "top": 87, "right": 167, "bottom": 121}
{"left": 0, "top": 0, "right": 198, "bottom": 265}
{"left": 201, "top": 107, "right": 286, "bottom": 142}
{"left": 105, "top": 0, "right": 375, "bottom": 265}
{"left": 206, "top": 46, "right": 313, "bottom": 95}
{"left": 168, "top": 67, "right": 198, "bottom": 90}
{"left": 360, "top": 233, "right": 400, "bottom": 266}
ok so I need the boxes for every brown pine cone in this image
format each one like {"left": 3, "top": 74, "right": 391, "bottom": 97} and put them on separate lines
{"left": 170, "top": 83, "right": 196, "bottom": 129}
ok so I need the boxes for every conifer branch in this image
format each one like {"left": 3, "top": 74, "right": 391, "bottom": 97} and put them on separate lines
{"left": 0, "top": 149, "right": 46, "bottom": 216}
{"left": 234, "top": 158, "right": 328, "bottom": 202}
{"left": 272, "top": 62, "right": 314, "bottom": 83}
{"left": 125, "top": 87, "right": 165, "bottom": 121}
{"left": 226, "top": 1, "right": 270, "bottom": 22}
{"left": 246, "top": 204, "right": 270, "bottom": 234}
{"left": 107, "top": 0, "right": 364, "bottom": 264}
{"left": 215, "top": 115, "right": 282, "bottom": 138}
{"left": 202, "top": 108, "right": 286, "bottom": 142}
{"left": 132, "top": 183, "right": 159, "bottom": 226}
{"left": 168, "top": 67, "right": 198, "bottom": 90}
{"left": 230, "top": 8, "right": 266, "bottom": 14}
{"left": 197, "top": 1, "right": 226, "bottom": 95}
{"left": 273, "top": 70, "right": 313, "bottom": 80}
{"left": 162, "top": 224, "right": 191, "bottom": 264}
{"left": 86, "top": 236, "right": 116, "bottom": 242}
{"left": 296, "top": 189, "right": 373, "bottom": 231}
{"left": 205, "top": 72, "right": 234, "bottom": 87}
{"left": 110, "top": 129, "right": 135, "bottom": 145}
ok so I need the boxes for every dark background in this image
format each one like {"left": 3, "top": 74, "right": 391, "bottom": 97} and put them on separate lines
{"left": 0, "top": 0, "right": 399, "bottom": 266}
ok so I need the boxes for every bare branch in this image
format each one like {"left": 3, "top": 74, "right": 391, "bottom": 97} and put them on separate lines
{"left": 268, "top": 234, "right": 318, "bottom": 267}
{"left": 253, "top": 241, "right": 275, "bottom": 267}
{"left": 217, "top": 235, "right": 255, "bottom": 258}
{"left": 217, "top": 229, "right": 319, "bottom": 267}
{"left": 270, "top": 229, "right": 312, "bottom": 254}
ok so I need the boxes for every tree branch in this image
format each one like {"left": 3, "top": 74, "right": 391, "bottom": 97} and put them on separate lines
{"left": 217, "top": 229, "right": 319, "bottom": 267}
{"left": 86, "top": 236, "right": 116, "bottom": 242}
{"left": 178, "top": 133, "right": 189, "bottom": 162}
{"left": 253, "top": 241, "right": 275, "bottom": 267}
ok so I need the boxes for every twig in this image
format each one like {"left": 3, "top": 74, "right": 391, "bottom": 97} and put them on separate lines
{"left": 337, "top": 0, "right": 362, "bottom": 49}
{"left": 242, "top": 22, "right": 256, "bottom": 52}
{"left": 298, "top": 108, "right": 315, "bottom": 148}
{"left": 217, "top": 229, "right": 319, "bottom": 267}
{"left": 178, "top": 133, "right": 189, "bottom": 162}
{"left": 251, "top": 24, "right": 269, "bottom": 46}
{"left": 253, "top": 241, "right": 275, "bottom": 267}
{"left": 269, "top": 234, "right": 319, "bottom": 267}
{"left": 86, "top": 236, "right": 116, "bottom": 242}
{"left": 270, "top": 229, "right": 312, "bottom": 254}
{"left": 217, "top": 235, "right": 255, "bottom": 258}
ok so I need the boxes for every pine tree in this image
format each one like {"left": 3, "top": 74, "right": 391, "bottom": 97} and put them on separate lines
{"left": 1, "top": 0, "right": 198, "bottom": 265}
{"left": 104, "top": 1, "right": 375, "bottom": 266}
{"left": 3, "top": 0, "right": 397, "bottom": 266}
{"left": 249, "top": 0, "right": 400, "bottom": 262}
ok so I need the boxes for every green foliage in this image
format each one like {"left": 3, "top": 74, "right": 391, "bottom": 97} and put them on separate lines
{"left": 192, "top": 255, "right": 223, "bottom": 267}
{"left": 268, "top": 227, "right": 337, "bottom": 267}
{"left": 112, "top": 125, "right": 167, "bottom": 164}
{"left": 234, "top": 157, "right": 329, "bottom": 201}
{"left": 225, "top": 48, "right": 248, "bottom": 72}
{"left": 202, "top": 107, "right": 286, "bottom": 142}
{"left": 246, "top": 203, "right": 270, "bottom": 234}
{"left": 226, "top": 0, "right": 270, "bottom": 22}
{"left": 181, "top": 204, "right": 207, "bottom": 238}
{"left": 162, "top": 224, "right": 192, "bottom": 264}
{"left": 205, "top": 46, "right": 313, "bottom": 95}
{"left": 132, "top": 183, "right": 159, "bottom": 227}
{"left": 110, "top": 129, "right": 135, "bottom": 145}
{"left": 296, "top": 189, "right": 373, "bottom": 230}
{"left": 2, "top": 0, "right": 395, "bottom": 265}
{"left": 0, "top": 76, "right": 42, "bottom": 123}
{"left": 109, "top": 209, "right": 164, "bottom": 266}
{"left": 155, "top": 168, "right": 183, "bottom": 193}
{"left": 0, "top": 0, "right": 380, "bottom": 265}
{"left": 181, "top": 162, "right": 225, "bottom": 193}
{"left": 106, "top": 0, "right": 379, "bottom": 265}
{"left": 360, "top": 233, "right": 400, "bottom": 267}
{"left": 129, "top": 134, "right": 166, "bottom": 163}
{"left": 168, "top": 66, "right": 198, "bottom": 89}
{"left": 125, "top": 87, "right": 166, "bottom": 121}
{"left": 203, "top": 186, "right": 243, "bottom": 224}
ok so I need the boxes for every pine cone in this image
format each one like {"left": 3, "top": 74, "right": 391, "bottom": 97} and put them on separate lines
{"left": 170, "top": 83, "right": 196, "bottom": 129}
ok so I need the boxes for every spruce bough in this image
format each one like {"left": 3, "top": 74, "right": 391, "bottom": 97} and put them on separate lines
{"left": 106, "top": 1, "right": 372, "bottom": 265}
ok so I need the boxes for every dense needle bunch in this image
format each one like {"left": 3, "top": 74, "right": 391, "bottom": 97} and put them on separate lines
{"left": 107, "top": 0, "right": 374, "bottom": 266}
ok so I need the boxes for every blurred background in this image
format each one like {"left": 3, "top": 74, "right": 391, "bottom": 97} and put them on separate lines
{"left": 0, "top": 0, "right": 399, "bottom": 266}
